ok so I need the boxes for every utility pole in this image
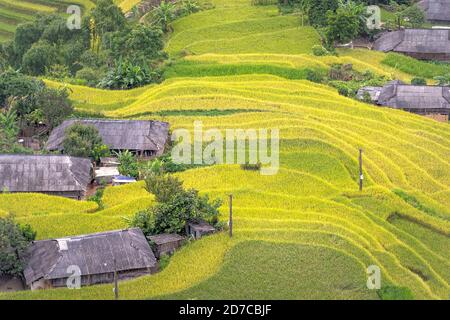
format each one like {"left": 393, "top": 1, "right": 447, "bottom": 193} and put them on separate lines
{"left": 229, "top": 194, "right": 233, "bottom": 238}
{"left": 113, "top": 258, "right": 119, "bottom": 300}
{"left": 359, "top": 148, "right": 364, "bottom": 192}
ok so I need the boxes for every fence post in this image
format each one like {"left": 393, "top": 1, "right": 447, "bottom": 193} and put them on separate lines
{"left": 229, "top": 194, "right": 233, "bottom": 238}
{"left": 359, "top": 148, "right": 364, "bottom": 192}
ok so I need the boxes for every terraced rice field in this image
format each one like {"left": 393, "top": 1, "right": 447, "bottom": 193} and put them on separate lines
{"left": 0, "top": 0, "right": 95, "bottom": 42}
{"left": 1, "top": 0, "right": 449, "bottom": 300}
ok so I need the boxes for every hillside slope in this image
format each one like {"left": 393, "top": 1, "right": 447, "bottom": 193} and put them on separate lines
{"left": 1, "top": 0, "right": 449, "bottom": 300}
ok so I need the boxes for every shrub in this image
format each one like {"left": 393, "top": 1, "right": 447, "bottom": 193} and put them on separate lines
{"left": 98, "top": 60, "right": 160, "bottom": 90}
{"left": 88, "top": 187, "right": 105, "bottom": 210}
{"left": 76, "top": 68, "right": 102, "bottom": 87}
{"left": 150, "top": 189, "right": 222, "bottom": 234}
{"left": 127, "top": 210, "right": 155, "bottom": 236}
{"left": 311, "top": 45, "right": 329, "bottom": 56}
{"left": 377, "top": 286, "right": 414, "bottom": 300}
{"left": 145, "top": 173, "right": 184, "bottom": 203}
{"left": 411, "top": 77, "right": 426, "bottom": 85}
{"left": 0, "top": 215, "right": 36, "bottom": 278}
{"left": 158, "top": 254, "right": 171, "bottom": 270}
{"left": 117, "top": 150, "right": 139, "bottom": 178}
{"left": 305, "top": 68, "right": 324, "bottom": 83}
{"left": 63, "top": 123, "right": 105, "bottom": 160}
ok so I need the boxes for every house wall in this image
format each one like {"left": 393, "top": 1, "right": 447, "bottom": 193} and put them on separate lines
{"left": 44, "top": 268, "right": 157, "bottom": 289}
{"left": 30, "top": 279, "right": 52, "bottom": 291}
{"left": 398, "top": 51, "right": 450, "bottom": 61}
{"left": 4, "top": 191, "right": 85, "bottom": 200}
{"left": 155, "top": 241, "right": 183, "bottom": 258}
{"left": 424, "top": 113, "right": 449, "bottom": 122}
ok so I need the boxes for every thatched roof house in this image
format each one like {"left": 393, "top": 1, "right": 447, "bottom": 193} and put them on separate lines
{"left": 186, "top": 221, "right": 216, "bottom": 239}
{"left": 373, "top": 29, "right": 450, "bottom": 60}
{"left": 148, "top": 233, "right": 185, "bottom": 258}
{"left": 418, "top": 0, "right": 450, "bottom": 23}
{"left": 358, "top": 82, "right": 450, "bottom": 122}
{"left": 47, "top": 119, "right": 170, "bottom": 157}
{"left": 24, "top": 228, "right": 158, "bottom": 290}
{"left": 0, "top": 155, "right": 92, "bottom": 199}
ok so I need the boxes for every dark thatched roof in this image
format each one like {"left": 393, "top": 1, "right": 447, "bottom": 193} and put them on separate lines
{"left": 46, "top": 120, "right": 170, "bottom": 155}
{"left": 0, "top": 155, "right": 92, "bottom": 193}
{"left": 359, "top": 82, "right": 450, "bottom": 112}
{"left": 418, "top": 0, "right": 450, "bottom": 22}
{"left": 24, "top": 228, "right": 157, "bottom": 285}
{"left": 148, "top": 233, "right": 185, "bottom": 245}
{"left": 373, "top": 29, "right": 450, "bottom": 54}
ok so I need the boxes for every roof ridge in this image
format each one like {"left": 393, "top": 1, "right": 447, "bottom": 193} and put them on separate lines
{"left": 66, "top": 157, "right": 90, "bottom": 192}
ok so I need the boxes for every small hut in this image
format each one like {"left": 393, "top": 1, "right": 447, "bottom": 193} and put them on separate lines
{"left": 0, "top": 155, "right": 92, "bottom": 200}
{"left": 148, "top": 234, "right": 185, "bottom": 258}
{"left": 47, "top": 119, "right": 170, "bottom": 158}
{"left": 24, "top": 228, "right": 158, "bottom": 290}
{"left": 185, "top": 221, "right": 216, "bottom": 239}
{"left": 373, "top": 29, "right": 450, "bottom": 61}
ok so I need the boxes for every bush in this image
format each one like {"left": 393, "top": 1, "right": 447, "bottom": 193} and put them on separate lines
{"left": 377, "top": 286, "right": 414, "bottom": 300}
{"left": 76, "top": 67, "right": 102, "bottom": 87}
{"left": 63, "top": 123, "right": 106, "bottom": 161}
{"left": 411, "top": 77, "right": 426, "bottom": 85}
{"left": 117, "top": 150, "right": 139, "bottom": 178}
{"left": 88, "top": 187, "right": 105, "bottom": 210}
{"left": 21, "top": 41, "right": 59, "bottom": 76}
{"left": 0, "top": 215, "right": 36, "bottom": 278}
{"left": 312, "top": 45, "right": 329, "bottom": 56}
{"left": 127, "top": 210, "right": 155, "bottom": 236}
{"left": 98, "top": 60, "right": 161, "bottom": 90}
{"left": 133, "top": 174, "right": 222, "bottom": 235}
{"left": 145, "top": 173, "right": 184, "bottom": 203}
{"left": 150, "top": 189, "right": 222, "bottom": 234}
{"left": 306, "top": 68, "right": 324, "bottom": 83}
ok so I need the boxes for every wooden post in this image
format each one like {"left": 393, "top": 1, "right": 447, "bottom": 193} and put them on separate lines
{"left": 113, "top": 259, "right": 119, "bottom": 300}
{"left": 229, "top": 194, "right": 233, "bottom": 238}
{"left": 359, "top": 148, "right": 363, "bottom": 192}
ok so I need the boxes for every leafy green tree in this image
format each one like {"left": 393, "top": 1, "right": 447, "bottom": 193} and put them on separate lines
{"left": 0, "top": 215, "right": 36, "bottom": 278}
{"left": 107, "top": 25, "right": 164, "bottom": 62}
{"left": 0, "top": 70, "right": 44, "bottom": 108}
{"left": 325, "top": 1, "right": 366, "bottom": 46}
{"left": 304, "top": 0, "right": 339, "bottom": 27}
{"left": 145, "top": 173, "right": 184, "bottom": 203}
{"left": 12, "top": 22, "right": 43, "bottom": 62}
{"left": 117, "top": 150, "right": 139, "bottom": 178}
{"left": 400, "top": 5, "right": 425, "bottom": 28}
{"left": 130, "top": 186, "right": 222, "bottom": 235}
{"left": 21, "top": 41, "right": 58, "bottom": 76}
{"left": 0, "top": 108, "right": 19, "bottom": 139}
{"left": 154, "top": 0, "right": 177, "bottom": 32}
{"left": 90, "top": 0, "right": 127, "bottom": 38}
{"left": 63, "top": 123, "right": 105, "bottom": 160}
{"left": 98, "top": 59, "right": 160, "bottom": 89}
{"left": 34, "top": 87, "right": 74, "bottom": 129}
{"left": 181, "top": 0, "right": 200, "bottom": 15}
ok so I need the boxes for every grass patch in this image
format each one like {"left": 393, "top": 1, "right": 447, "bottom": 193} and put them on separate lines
{"left": 377, "top": 286, "right": 414, "bottom": 300}
{"left": 393, "top": 189, "right": 446, "bottom": 221}
{"left": 123, "top": 108, "right": 265, "bottom": 118}
{"left": 382, "top": 53, "right": 450, "bottom": 79}
{"left": 159, "top": 241, "right": 379, "bottom": 300}
{"left": 165, "top": 60, "right": 327, "bottom": 80}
